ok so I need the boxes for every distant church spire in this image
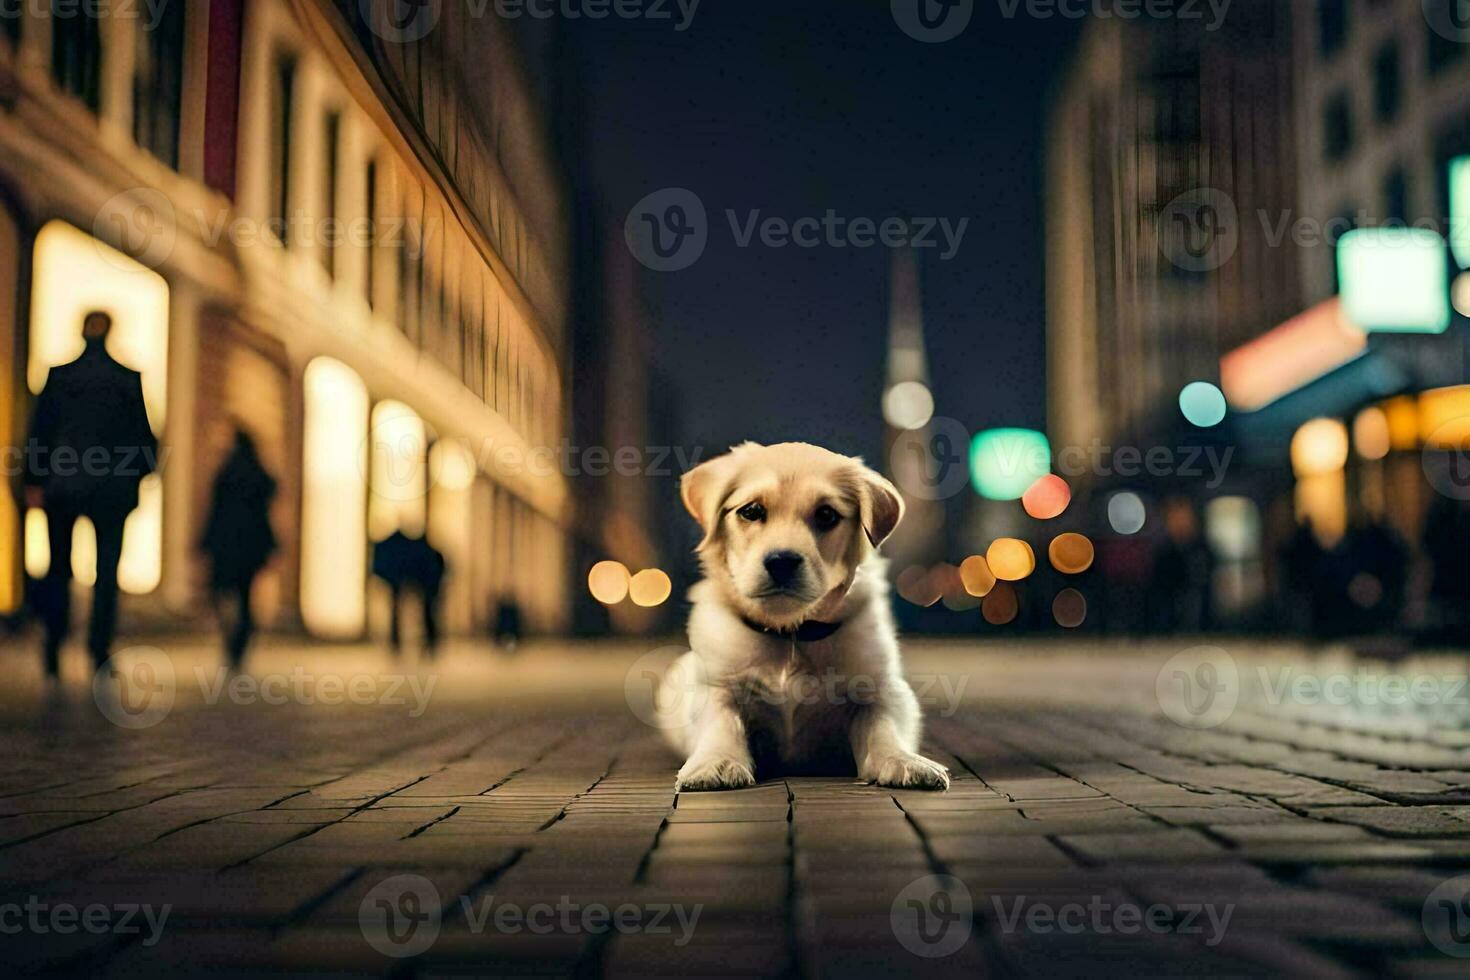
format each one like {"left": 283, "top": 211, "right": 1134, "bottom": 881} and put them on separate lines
{"left": 881, "top": 246, "right": 944, "bottom": 570}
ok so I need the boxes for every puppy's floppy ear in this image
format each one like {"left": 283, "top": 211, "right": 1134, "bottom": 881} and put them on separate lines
{"left": 681, "top": 444, "right": 755, "bottom": 550}
{"left": 853, "top": 462, "right": 904, "bottom": 548}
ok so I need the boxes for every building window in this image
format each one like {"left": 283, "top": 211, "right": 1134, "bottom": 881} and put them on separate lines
{"left": 132, "top": 0, "right": 186, "bottom": 167}
{"left": 1383, "top": 168, "right": 1409, "bottom": 225}
{"left": 2, "top": 5, "right": 20, "bottom": 44}
{"left": 1427, "top": 0, "right": 1468, "bottom": 75}
{"left": 322, "top": 110, "right": 341, "bottom": 277}
{"left": 1323, "top": 92, "right": 1354, "bottom": 164}
{"left": 1373, "top": 43, "right": 1400, "bottom": 125}
{"left": 51, "top": 0, "right": 102, "bottom": 111}
{"left": 1317, "top": 0, "right": 1349, "bottom": 60}
{"left": 364, "top": 161, "right": 378, "bottom": 308}
{"left": 267, "top": 53, "right": 296, "bottom": 246}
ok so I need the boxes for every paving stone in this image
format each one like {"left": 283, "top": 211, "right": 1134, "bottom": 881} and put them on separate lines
{"left": 8, "top": 639, "right": 1470, "bottom": 972}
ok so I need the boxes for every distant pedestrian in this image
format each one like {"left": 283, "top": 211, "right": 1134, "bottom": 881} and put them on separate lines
{"left": 24, "top": 311, "right": 157, "bottom": 677}
{"left": 494, "top": 598, "right": 523, "bottom": 651}
{"left": 372, "top": 530, "right": 446, "bottom": 656}
{"left": 200, "top": 429, "right": 278, "bottom": 668}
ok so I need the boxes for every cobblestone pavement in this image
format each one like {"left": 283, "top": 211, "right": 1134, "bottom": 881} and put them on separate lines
{"left": 5, "top": 637, "right": 1470, "bottom": 977}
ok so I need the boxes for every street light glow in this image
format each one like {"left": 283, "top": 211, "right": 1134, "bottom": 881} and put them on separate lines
{"left": 882, "top": 380, "right": 935, "bottom": 430}
{"left": 629, "top": 568, "right": 673, "bottom": 607}
{"left": 1291, "top": 418, "right": 1350, "bottom": 477}
{"left": 588, "top": 560, "right": 631, "bottom": 605}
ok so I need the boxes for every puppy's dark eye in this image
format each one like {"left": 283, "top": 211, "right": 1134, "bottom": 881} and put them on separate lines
{"left": 814, "top": 505, "right": 841, "bottom": 531}
{"left": 736, "top": 502, "right": 766, "bottom": 523}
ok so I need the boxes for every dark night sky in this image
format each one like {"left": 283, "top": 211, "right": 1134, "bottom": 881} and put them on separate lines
{"left": 564, "top": 0, "right": 1082, "bottom": 466}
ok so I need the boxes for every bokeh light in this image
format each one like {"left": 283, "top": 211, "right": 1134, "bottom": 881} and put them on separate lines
{"left": 629, "top": 568, "right": 672, "bottom": 607}
{"left": 1352, "top": 407, "right": 1391, "bottom": 460}
{"left": 1290, "top": 418, "right": 1349, "bottom": 477}
{"left": 1383, "top": 395, "right": 1419, "bottom": 450}
{"left": 1052, "top": 588, "right": 1086, "bottom": 628}
{"left": 1419, "top": 385, "right": 1470, "bottom": 449}
{"left": 588, "top": 560, "right": 631, "bottom": 605}
{"left": 882, "top": 380, "right": 935, "bottom": 430}
{"left": 1453, "top": 272, "right": 1470, "bottom": 318}
{"left": 970, "top": 428, "right": 1051, "bottom": 501}
{"left": 986, "top": 538, "right": 1036, "bottom": 581}
{"left": 959, "top": 555, "right": 996, "bottom": 597}
{"left": 1107, "top": 492, "right": 1146, "bottom": 535}
{"left": 1048, "top": 532, "right": 1095, "bottom": 574}
{"left": 982, "top": 582, "right": 1018, "bottom": 625}
{"left": 1021, "top": 474, "right": 1071, "bottom": 520}
{"left": 933, "top": 563, "right": 980, "bottom": 611}
{"left": 1178, "top": 381, "right": 1227, "bottom": 427}
{"left": 896, "top": 565, "right": 941, "bottom": 607}
{"left": 1337, "top": 227, "right": 1451, "bottom": 334}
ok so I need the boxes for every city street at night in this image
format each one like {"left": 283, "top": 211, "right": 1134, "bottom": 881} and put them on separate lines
{"left": 8, "top": 0, "right": 1470, "bottom": 976}
{"left": 5, "top": 639, "right": 1470, "bottom": 975}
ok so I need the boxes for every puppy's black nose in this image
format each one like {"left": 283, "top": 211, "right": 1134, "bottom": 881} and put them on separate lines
{"left": 763, "top": 550, "right": 804, "bottom": 587}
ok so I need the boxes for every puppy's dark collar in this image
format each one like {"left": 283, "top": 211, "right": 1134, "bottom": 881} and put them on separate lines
{"left": 740, "top": 616, "right": 844, "bottom": 642}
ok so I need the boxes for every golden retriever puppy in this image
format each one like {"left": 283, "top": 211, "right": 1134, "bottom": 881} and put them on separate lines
{"left": 657, "top": 442, "right": 949, "bottom": 791}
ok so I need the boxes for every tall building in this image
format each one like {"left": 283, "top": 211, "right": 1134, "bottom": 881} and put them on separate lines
{"left": 1046, "top": 3, "right": 1302, "bottom": 460}
{"left": 0, "top": 0, "right": 573, "bottom": 637}
{"left": 881, "top": 246, "right": 944, "bottom": 571}
{"left": 1291, "top": 0, "right": 1470, "bottom": 305}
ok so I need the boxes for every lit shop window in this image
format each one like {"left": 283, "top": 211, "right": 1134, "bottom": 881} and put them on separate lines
{"left": 27, "top": 221, "right": 169, "bottom": 595}
{"left": 1292, "top": 418, "right": 1350, "bottom": 547}
{"left": 301, "top": 357, "right": 369, "bottom": 638}
{"left": 368, "top": 400, "right": 427, "bottom": 541}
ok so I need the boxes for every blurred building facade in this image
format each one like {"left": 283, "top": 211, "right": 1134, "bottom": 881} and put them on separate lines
{"left": 1046, "top": 1, "right": 1302, "bottom": 457}
{"left": 1048, "top": 0, "right": 1470, "bottom": 636}
{"left": 1044, "top": 3, "right": 1304, "bottom": 627}
{"left": 0, "top": 0, "right": 574, "bottom": 637}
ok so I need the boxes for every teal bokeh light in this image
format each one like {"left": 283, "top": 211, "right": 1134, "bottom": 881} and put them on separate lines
{"left": 1337, "top": 228, "right": 1450, "bottom": 334}
{"left": 970, "top": 428, "right": 1050, "bottom": 501}
{"left": 1178, "top": 381, "right": 1227, "bottom": 428}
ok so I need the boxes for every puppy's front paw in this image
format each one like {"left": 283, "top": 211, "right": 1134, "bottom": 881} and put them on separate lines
{"left": 676, "top": 755, "right": 756, "bottom": 792}
{"left": 865, "top": 753, "right": 950, "bottom": 791}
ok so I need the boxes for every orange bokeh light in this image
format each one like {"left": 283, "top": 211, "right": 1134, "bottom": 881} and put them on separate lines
{"left": 986, "top": 538, "right": 1036, "bottom": 581}
{"left": 1048, "top": 533, "right": 1095, "bottom": 574}
{"left": 1021, "top": 474, "right": 1071, "bottom": 520}
{"left": 982, "top": 582, "right": 1019, "bottom": 625}
{"left": 1053, "top": 588, "right": 1087, "bottom": 628}
{"left": 588, "top": 560, "right": 631, "bottom": 605}
{"left": 959, "top": 555, "right": 996, "bottom": 597}
{"left": 896, "top": 565, "right": 941, "bottom": 607}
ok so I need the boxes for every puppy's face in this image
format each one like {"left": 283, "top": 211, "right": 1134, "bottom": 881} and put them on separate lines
{"left": 682, "top": 443, "right": 903, "bottom": 628}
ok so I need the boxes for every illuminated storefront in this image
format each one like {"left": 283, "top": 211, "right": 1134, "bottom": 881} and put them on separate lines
{"left": 25, "top": 221, "right": 168, "bottom": 597}
{"left": 301, "top": 358, "right": 369, "bottom": 638}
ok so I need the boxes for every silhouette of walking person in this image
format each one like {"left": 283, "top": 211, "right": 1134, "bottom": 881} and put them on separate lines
{"left": 200, "top": 428, "right": 277, "bottom": 669}
{"left": 372, "top": 530, "right": 446, "bottom": 657}
{"left": 24, "top": 311, "right": 157, "bottom": 678}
